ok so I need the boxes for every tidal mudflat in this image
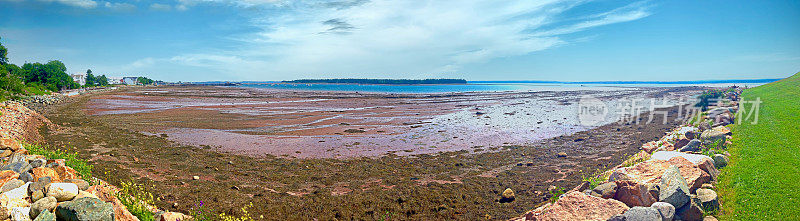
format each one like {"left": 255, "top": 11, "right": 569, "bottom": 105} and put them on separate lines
{"left": 42, "top": 85, "right": 703, "bottom": 220}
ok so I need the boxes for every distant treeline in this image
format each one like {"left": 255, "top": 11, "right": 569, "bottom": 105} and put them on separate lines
{"left": 284, "top": 78, "right": 467, "bottom": 84}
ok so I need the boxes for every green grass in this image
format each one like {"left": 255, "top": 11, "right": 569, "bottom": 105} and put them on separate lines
{"left": 717, "top": 72, "right": 800, "bottom": 220}
{"left": 23, "top": 142, "right": 93, "bottom": 181}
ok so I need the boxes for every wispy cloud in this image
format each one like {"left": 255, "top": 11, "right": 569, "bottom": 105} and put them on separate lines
{"left": 149, "top": 3, "right": 172, "bottom": 11}
{"left": 37, "top": 0, "right": 98, "bottom": 8}
{"left": 129, "top": 0, "right": 654, "bottom": 80}
{"left": 103, "top": 1, "right": 135, "bottom": 11}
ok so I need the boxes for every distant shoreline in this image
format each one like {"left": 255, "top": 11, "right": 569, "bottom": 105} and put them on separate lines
{"left": 283, "top": 78, "right": 468, "bottom": 85}
{"left": 191, "top": 78, "right": 780, "bottom": 85}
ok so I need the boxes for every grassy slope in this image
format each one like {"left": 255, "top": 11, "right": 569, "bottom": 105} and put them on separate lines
{"left": 718, "top": 72, "right": 800, "bottom": 220}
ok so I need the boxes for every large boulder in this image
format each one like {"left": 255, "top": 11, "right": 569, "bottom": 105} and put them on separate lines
{"left": 54, "top": 197, "right": 114, "bottom": 221}
{"left": 712, "top": 154, "right": 729, "bottom": 169}
{"left": 53, "top": 166, "right": 78, "bottom": 181}
{"left": 33, "top": 210, "right": 55, "bottom": 221}
{"left": 30, "top": 196, "right": 57, "bottom": 219}
{"left": 651, "top": 152, "right": 712, "bottom": 166}
{"left": 591, "top": 182, "right": 617, "bottom": 199}
{"left": 523, "top": 191, "right": 629, "bottom": 221}
{"left": 622, "top": 206, "right": 662, "bottom": 221}
{"left": 86, "top": 184, "right": 139, "bottom": 221}
{"left": 0, "top": 183, "right": 31, "bottom": 216}
{"left": 674, "top": 138, "right": 691, "bottom": 149}
{"left": 700, "top": 127, "right": 729, "bottom": 147}
{"left": 0, "top": 170, "right": 20, "bottom": 185}
{"left": 651, "top": 202, "right": 675, "bottom": 221}
{"left": 0, "top": 179, "right": 25, "bottom": 193}
{"left": 614, "top": 181, "right": 656, "bottom": 207}
{"left": 675, "top": 198, "right": 704, "bottom": 221}
{"left": 659, "top": 166, "right": 690, "bottom": 209}
{"left": 10, "top": 206, "right": 31, "bottom": 221}
{"left": 609, "top": 157, "right": 711, "bottom": 191}
{"left": 678, "top": 139, "right": 701, "bottom": 152}
{"left": 695, "top": 189, "right": 719, "bottom": 212}
{"left": 31, "top": 168, "right": 61, "bottom": 183}
{"left": 651, "top": 152, "right": 719, "bottom": 181}
{"left": 46, "top": 183, "right": 79, "bottom": 202}
{"left": 64, "top": 179, "right": 90, "bottom": 191}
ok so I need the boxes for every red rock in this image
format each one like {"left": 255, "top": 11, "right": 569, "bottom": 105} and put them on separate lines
{"left": 523, "top": 191, "right": 629, "bottom": 221}
{"left": 613, "top": 181, "right": 656, "bottom": 207}
{"left": 54, "top": 166, "right": 78, "bottom": 180}
{"left": 31, "top": 167, "right": 61, "bottom": 182}
{"left": 697, "top": 158, "right": 719, "bottom": 181}
{"left": 0, "top": 138, "right": 20, "bottom": 151}
{"left": 0, "top": 171, "right": 19, "bottom": 185}
{"left": 642, "top": 141, "right": 660, "bottom": 154}
{"left": 610, "top": 157, "right": 710, "bottom": 191}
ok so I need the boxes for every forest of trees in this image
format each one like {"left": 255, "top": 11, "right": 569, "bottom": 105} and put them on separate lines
{"left": 284, "top": 78, "right": 467, "bottom": 84}
{"left": 1, "top": 35, "right": 116, "bottom": 100}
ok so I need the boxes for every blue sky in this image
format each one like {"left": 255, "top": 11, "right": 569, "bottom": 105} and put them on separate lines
{"left": 1, "top": 0, "right": 798, "bottom": 82}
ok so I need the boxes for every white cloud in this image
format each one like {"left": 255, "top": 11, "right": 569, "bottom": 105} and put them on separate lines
{"left": 37, "top": 0, "right": 98, "bottom": 8}
{"left": 149, "top": 3, "right": 172, "bottom": 11}
{"left": 135, "top": 0, "right": 654, "bottom": 80}
{"left": 103, "top": 1, "right": 135, "bottom": 11}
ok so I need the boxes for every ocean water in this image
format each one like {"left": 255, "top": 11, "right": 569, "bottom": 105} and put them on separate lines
{"left": 236, "top": 81, "right": 773, "bottom": 94}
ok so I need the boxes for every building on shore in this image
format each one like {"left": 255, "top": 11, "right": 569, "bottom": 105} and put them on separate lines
{"left": 122, "top": 77, "right": 139, "bottom": 85}
{"left": 70, "top": 74, "right": 85, "bottom": 85}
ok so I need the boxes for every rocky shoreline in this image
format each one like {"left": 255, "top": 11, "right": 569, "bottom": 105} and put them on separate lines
{"left": 513, "top": 87, "right": 742, "bottom": 221}
{"left": 0, "top": 100, "right": 184, "bottom": 221}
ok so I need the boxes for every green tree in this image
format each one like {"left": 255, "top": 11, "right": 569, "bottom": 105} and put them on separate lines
{"left": 0, "top": 36, "right": 8, "bottom": 65}
{"left": 85, "top": 73, "right": 96, "bottom": 87}
{"left": 137, "top": 77, "right": 154, "bottom": 85}
{"left": 97, "top": 75, "right": 109, "bottom": 86}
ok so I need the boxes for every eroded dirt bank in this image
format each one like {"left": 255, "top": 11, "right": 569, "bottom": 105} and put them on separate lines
{"left": 41, "top": 86, "right": 697, "bottom": 220}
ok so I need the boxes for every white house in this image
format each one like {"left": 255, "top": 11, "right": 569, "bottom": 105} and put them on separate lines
{"left": 122, "top": 77, "right": 139, "bottom": 85}
{"left": 70, "top": 74, "right": 85, "bottom": 85}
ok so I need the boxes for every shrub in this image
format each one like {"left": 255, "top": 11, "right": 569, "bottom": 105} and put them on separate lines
{"left": 116, "top": 181, "right": 156, "bottom": 221}
{"left": 23, "top": 142, "right": 93, "bottom": 180}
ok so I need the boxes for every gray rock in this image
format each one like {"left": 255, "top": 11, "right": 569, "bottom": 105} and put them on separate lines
{"left": 1, "top": 179, "right": 25, "bottom": 193}
{"left": 700, "top": 127, "right": 728, "bottom": 147}
{"left": 658, "top": 166, "right": 690, "bottom": 209}
{"left": 64, "top": 179, "right": 90, "bottom": 191}
{"left": 30, "top": 159, "right": 47, "bottom": 168}
{"left": 675, "top": 198, "right": 704, "bottom": 221}
{"left": 712, "top": 154, "right": 728, "bottom": 169}
{"left": 30, "top": 196, "right": 57, "bottom": 219}
{"left": 647, "top": 184, "right": 660, "bottom": 201}
{"left": 55, "top": 197, "right": 114, "bottom": 221}
{"left": 623, "top": 207, "right": 662, "bottom": 221}
{"left": 2, "top": 160, "right": 31, "bottom": 173}
{"left": 29, "top": 177, "right": 52, "bottom": 194}
{"left": 20, "top": 172, "right": 34, "bottom": 183}
{"left": 679, "top": 139, "right": 701, "bottom": 152}
{"left": 33, "top": 210, "right": 55, "bottom": 221}
{"left": 695, "top": 189, "right": 719, "bottom": 212}
{"left": 607, "top": 215, "right": 627, "bottom": 221}
{"left": 651, "top": 202, "right": 675, "bottom": 221}
{"left": 592, "top": 182, "right": 618, "bottom": 199}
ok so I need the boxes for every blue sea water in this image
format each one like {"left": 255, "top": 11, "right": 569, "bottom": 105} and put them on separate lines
{"left": 234, "top": 80, "right": 776, "bottom": 94}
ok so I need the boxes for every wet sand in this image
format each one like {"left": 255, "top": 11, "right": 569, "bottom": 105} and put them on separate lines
{"left": 84, "top": 86, "right": 701, "bottom": 158}
{"left": 40, "top": 85, "right": 704, "bottom": 220}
